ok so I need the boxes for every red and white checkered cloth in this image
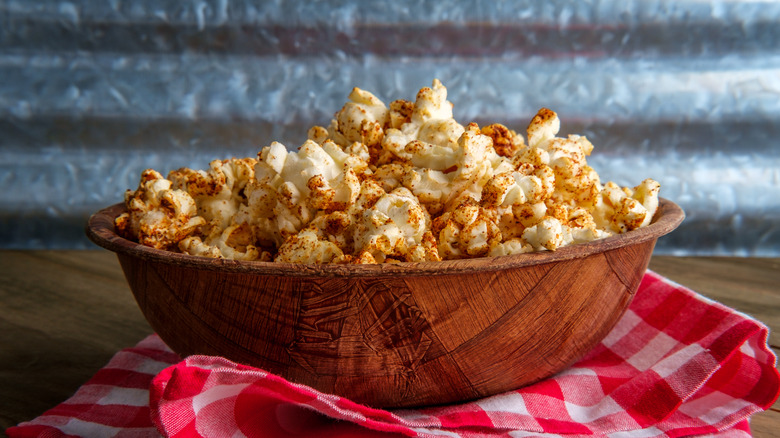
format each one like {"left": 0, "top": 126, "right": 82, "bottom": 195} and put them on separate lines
{"left": 7, "top": 271, "right": 780, "bottom": 438}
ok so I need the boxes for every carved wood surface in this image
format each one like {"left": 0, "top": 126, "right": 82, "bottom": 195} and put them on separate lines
{"left": 87, "top": 199, "right": 684, "bottom": 408}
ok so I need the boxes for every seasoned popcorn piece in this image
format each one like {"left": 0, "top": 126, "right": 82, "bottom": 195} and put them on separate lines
{"left": 350, "top": 178, "right": 387, "bottom": 213}
{"left": 351, "top": 187, "right": 433, "bottom": 262}
{"left": 178, "top": 223, "right": 271, "bottom": 261}
{"left": 177, "top": 235, "right": 221, "bottom": 258}
{"left": 350, "top": 250, "right": 378, "bottom": 264}
{"left": 341, "top": 141, "right": 373, "bottom": 176}
{"left": 592, "top": 179, "right": 661, "bottom": 233}
{"left": 298, "top": 210, "right": 354, "bottom": 256}
{"left": 612, "top": 179, "right": 661, "bottom": 232}
{"left": 116, "top": 169, "right": 205, "bottom": 250}
{"left": 240, "top": 138, "right": 369, "bottom": 249}
{"left": 526, "top": 107, "right": 560, "bottom": 147}
{"left": 275, "top": 225, "right": 346, "bottom": 264}
{"left": 269, "top": 208, "right": 355, "bottom": 264}
{"left": 414, "top": 79, "right": 456, "bottom": 122}
{"left": 402, "top": 168, "right": 451, "bottom": 215}
{"left": 432, "top": 198, "right": 502, "bottom": 259}
{"left": 564, "top": 206, "right": 611, "bottom": 243}
{"left": 631, "top": 178, "right": 662, "bottom": 226}
{"left": 614, "top": 199, "right": 649, "bottom": 233}
{"left": 590, "top": 181, "right": 624, "bottom": 231}
{"left": 512, "top": 201, "right": 548, "bottom": 228}
{"left": 247, "top": 142, "right": 312, "bottom": 241}
{"left": 164, "top": 157, "right": 276, "bottom": 261}
{"left": 373, "top": 162, "right": 411, "bottom": 193}
{"left": 270, "top": 178, "right": 437, "bottom": 264}
{"left": 327, "top": 87, "right": 389, "bottom": 148}
{"left": 382, "top": 79, "right": 465, "bottom": 165}
{"left": 404, "top": 123, "right": 513, "bottom": 215}
{"left": 307, "top": 125, "right": 330, "bottom": 145}
{"left": 389, "top": 99, "right": 414, "bottom": 129}
{"left": 515, "top": 108, "right": 602, "bottom": 204}
{"left": 489, "top": 238, "right": 534, "bottom": 257}
{"left": 481, "top": 123, "right": 525, "bottom": 158}
{"left": 522, "top": 216, "right": 572, "bottom": 251}
{"left": 482, "top": 164, "right": 555, "bottom": 241}
{"left": 406, "top": 231, "right": 442, "bottom": 262}
{"left": 280, "top": 140, "right": 362, "bottom": 211}
{"left": 481, "top": 165, "right": 554, "bottom": 209}
{"left": 441, "top": 124, "right": 513, "bottom": 209}
{"left": 168, "top": 157, "right": 256, "bottom": 234}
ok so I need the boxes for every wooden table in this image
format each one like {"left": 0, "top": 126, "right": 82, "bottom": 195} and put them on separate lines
{"left": 1, "top": 251, "right": 778, "bottom": 436}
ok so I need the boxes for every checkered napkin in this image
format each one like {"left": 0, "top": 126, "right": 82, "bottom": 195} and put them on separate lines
{"left": 7, "top": 272, "right": 779, "bottom": 438}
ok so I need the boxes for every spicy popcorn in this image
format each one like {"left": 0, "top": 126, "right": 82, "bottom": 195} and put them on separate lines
{"left": 116, "top": 80, "right": 660, "bottom": 264}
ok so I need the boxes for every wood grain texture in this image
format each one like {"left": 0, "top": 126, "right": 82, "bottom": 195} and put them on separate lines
{"left": 0, "top": 250, "right": 152, "bottom": 433}
{"left": 84, "top": 199, "right": 684, "bottom": 408}
{"left": 1, "top": 252, "right": 777, "bottom": 436}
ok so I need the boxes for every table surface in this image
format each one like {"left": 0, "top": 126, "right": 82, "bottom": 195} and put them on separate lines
{"left": 0, "top": 250, "right": 778, "bottom": 436}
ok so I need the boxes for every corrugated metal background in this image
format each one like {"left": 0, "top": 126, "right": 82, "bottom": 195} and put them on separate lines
{"left": 2, "top": 0, "right": 778, "bottom": 255}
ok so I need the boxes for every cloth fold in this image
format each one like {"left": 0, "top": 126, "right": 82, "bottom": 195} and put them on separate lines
{"left": 7, "top": 271, "right": 780, "bottom": 438}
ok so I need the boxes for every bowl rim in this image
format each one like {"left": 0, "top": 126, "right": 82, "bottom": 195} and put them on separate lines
{"left": 86, "top": 198, "right": 684, "bottom": 277}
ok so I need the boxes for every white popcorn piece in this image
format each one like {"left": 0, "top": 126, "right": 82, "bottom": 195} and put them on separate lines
{"left": 592, "top": 179, "right": 661, "bottom": 234}
{"left": 168, "top": 157, "right": 256, "bottom": 234}
{"left": 178, "top": 223, "right": 270, "bottom": 261}
{"left": 278, "top": 140, "right": 360, "bottom": 209}
{"left": 404, "top": 123, "right": 512, "bottom": 215}
{"left": 632, "top": 178, "right": 662, "bottom": 227}
{"left": 352, "top": 187, "right": 433, "bottom": 262}
{"left": 382, "top": 79, "right": 465, "bottom": 164}
{"left": 327, "top": 87, "right": 389, "bottom": 148}
{"left": 526, "top": 108, "right": 561, "bottom": 147}
{"left": 488, "top": 238, "right": 534, "bottom": 257}
{"left": 432, "top": 199, "right": 502, "bottom": 258}
{"left": 481, "top": 166, "right": 553, "bottom": 208}
{"left": 260, "top": 141, "right": 288, "bottom": 175}
{"left": 275, "top": 226, "right": 346, "bottom": 264}
{"left": 522, "top": 216, "right": 571, "bottom": 251}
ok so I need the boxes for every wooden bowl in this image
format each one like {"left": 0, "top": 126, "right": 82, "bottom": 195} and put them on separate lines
{"left": 86, "top": 198, "right": 683, "bottom": 408}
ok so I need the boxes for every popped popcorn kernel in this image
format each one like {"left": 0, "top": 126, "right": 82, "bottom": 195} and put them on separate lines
{"left": 116, "top": 169, "right": 205, "bottom": 251}
{"left": 481, "top": 123, "right": 525, "bottom": 158}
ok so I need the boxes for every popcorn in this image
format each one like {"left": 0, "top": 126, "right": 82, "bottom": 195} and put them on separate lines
{"left": 432, "top": 198, "right": 502, "bottom": 258}
{"left": 327, "top": 87, "right": 389, "bottom": 149}
{"left": 404, "top": 123, "right": 513, "bottom": 215}
{"left": 168, "top": 157, "right": 256, "bottom": 234}
{"left": 276, "top": 140, "right": 362, "bottom": 211}
{"left": 115, "top": 169, "right": 205, "bottom": 250}
{"left": 488, "top": 238, "right": 533, "bottom": 257}
{"left": 178, "top": 223, "right": 271, "bottom": 262}
{"left": 596, "top": 178, "right": 662, "bottom": 233}
{"left": 481, "top": 123, "right": 525, "bottom": 158}
{"left": 481, "top": 166, "right": 553, "bottom": 208}
{"left": 275, "top": 225, "right": 346, "bottom": 264}
{"left": 118, "top": 79, "right": 661, "bottom": 263}
{"left": 382, "top": 79, "right": 464, "bottom": 165}
{"left": 523, "top": 216, "right": 569, "bottom": 251}
{"left": 352, "top": 187, "right": 436, "bottom": 263}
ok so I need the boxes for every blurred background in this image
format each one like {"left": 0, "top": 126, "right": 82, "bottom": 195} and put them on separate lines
{"left": 1, "top": 0, "right": 778, "bottom": 255}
